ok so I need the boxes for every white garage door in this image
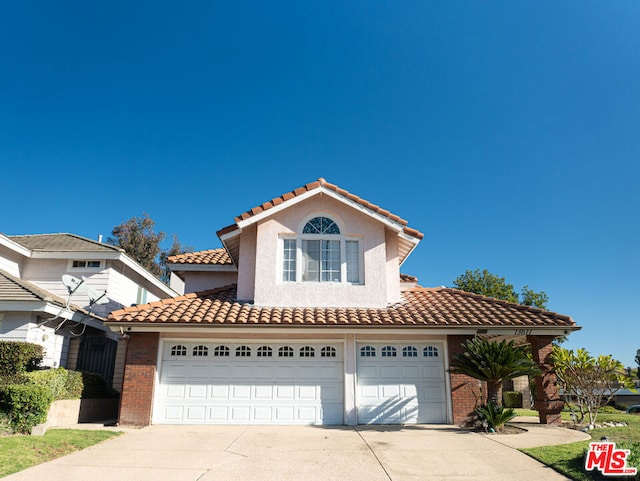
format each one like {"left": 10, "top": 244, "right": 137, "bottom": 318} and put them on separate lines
{"left": 154, "top": 342, "right": 344, "bottom": 425}
{"left": 356, "top": 343, "right": 447, "bottom": 424}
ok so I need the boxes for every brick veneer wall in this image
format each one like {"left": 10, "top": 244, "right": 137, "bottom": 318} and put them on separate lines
{"left": 448, "top": 335, "right": 483, "bottom": 425}
{"left": 118, "top": 332, "right": 159, "bottom": 426}
{"left": 528, "top": 335, "right": 563, "bottom": 425}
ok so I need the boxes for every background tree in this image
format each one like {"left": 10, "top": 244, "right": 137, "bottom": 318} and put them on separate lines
{"left": 159, "top": 234, "right": 193, "bottom": 284}
{"left": 552, "top": 346, "right": 634, "bottom": 426}
{"left": 636, "top": 348, "right": 640, "bottom": 380}
{"left": 108, "top": 213, "right": 191, "bottom": 283}
{"left": 453, "top": 269, "right": 548, "bottom": 309}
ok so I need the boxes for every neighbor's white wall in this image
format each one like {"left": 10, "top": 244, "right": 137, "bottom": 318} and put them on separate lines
{"left": 169, "top": 272, "right": 186, "bottom": 295}
{"left": 0, "top": 312, "right": 67, "bottom": 367}
{"left": 0, "top": 244, "right": 23, "bottom": 277}
{"left": 251, "top": 195, "right": 393, "bottom": 308}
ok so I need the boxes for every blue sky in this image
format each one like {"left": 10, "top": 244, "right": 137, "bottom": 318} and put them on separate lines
{"left": 1, "top": 2, "right": 638, "bottom": 366}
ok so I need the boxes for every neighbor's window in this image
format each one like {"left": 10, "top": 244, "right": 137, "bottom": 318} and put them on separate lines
{"left": 282, "top": 216, "right": 361, "bottom": 284}
{"left": 72, "top": 260, "right": 102, "bottom": 269}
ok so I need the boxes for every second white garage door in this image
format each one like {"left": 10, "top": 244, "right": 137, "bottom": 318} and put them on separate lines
{"left": 356, "top": 343, "right": 447, "bottom": 424}
{"left": 154, "top": 341, "right": 344, "bottom": 425}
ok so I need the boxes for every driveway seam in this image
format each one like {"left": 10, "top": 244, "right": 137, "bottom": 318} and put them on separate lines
{"left": 354, "top": 428, "right": 393, "bottom": 481}
{"left": 223, "top": 427, "right": 250, "bottom": 457}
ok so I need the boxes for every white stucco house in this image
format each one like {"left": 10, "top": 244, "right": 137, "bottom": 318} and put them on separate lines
{"left": 0, "top": 232, "right": 177, "bottom": 388}
{"left": 107, "top": 178, "right": 578, "bottom": 426}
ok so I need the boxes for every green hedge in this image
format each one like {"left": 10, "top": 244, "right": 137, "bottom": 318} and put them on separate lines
{"left": 503, "top": 391, "right": 523, "bottom": 408}
{"left": 81, "top": 372, "right": 119, "bottom": 399}
{"left": 0, "top": 341, "right": 43, "bottom": 378}
{"left": 26, "top": 368, "right": 83, "bottom": 400}
{"left": 0, "top": 384, "right": 52, "bottom": 434}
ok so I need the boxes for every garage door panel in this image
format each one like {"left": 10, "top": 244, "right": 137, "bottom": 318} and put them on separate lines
{"left": 231, "top": 385, "right": 251, "bottom": 399}
{"left": 155, "top": 342, "right": 343, "bottom": 425}
{"left": 356, "top": 343, "right": 446, "bottom": 424}
{"left": 188, "top": 385, "right": 207, "bottom": 399}
{"left": 166, "top": 384, "right": 185, "bottom": 398}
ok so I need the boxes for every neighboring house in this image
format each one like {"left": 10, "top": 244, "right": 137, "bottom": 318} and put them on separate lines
{"left": 106, "top": 178, "right": 579, "bottom": 427}
{"left": 0, "top": 233, "right": 177, "bottom": 388}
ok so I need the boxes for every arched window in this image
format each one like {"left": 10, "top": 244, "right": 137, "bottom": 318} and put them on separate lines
{"left": 300, "top": 346, "right": 315, "bottom": 357}
{"left": 424, "top": 346, "right": 439, "bottom": 357}
{"left": 171, "top": 345, "right": 187, "bottom": 356}
{"left": 321, "top": 346, "right": 336, "bottom": 358}
{"left": 402, "top": 346, "right": 418, "bottom": 357}
{"left": 303, "top": 217, "right": 340, "bottom": 234}
{"left": 257, "top": 346, "right": 273, "bottom": 357}
{"left": 279, "top": 346, "right": 294, "bottom": 357}
{"left": 193, "top": 345, "right": 208, "bottom": 357}
{"left": 381, "top": 346, "right": 397, "bottom": 357}
{"left": 282, "top": 215, "right": 361, "bottom": 284}
{"left": 236, "top": 345, "right": 251, "bottom": 357}
{"left": 213, "top": 345, "right": 230, "bottom": 357}
{"left": 360, "top": 346, "right": 376, "bottom": 357}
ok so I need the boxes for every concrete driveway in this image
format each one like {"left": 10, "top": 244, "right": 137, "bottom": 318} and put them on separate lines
{"left": 4, "top": 424, "right": 579, "bottom": 481}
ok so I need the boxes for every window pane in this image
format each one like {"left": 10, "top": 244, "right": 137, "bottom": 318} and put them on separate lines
{"left": 346, "top": 240, "right": 359, "bottom": 283}
{"left": 303, "top": 217, "right": 340, "bottom": 235}
{"left": 302, "top": 240, "right": 320, "bottom": 281}
{"left": 282, "top": 239, "right": 296, "bottom": 282}
{"left": 322, "top": 240, "right": 341, "bottom": 282}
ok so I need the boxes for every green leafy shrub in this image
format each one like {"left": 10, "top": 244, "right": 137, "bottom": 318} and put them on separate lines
{"left": 81, "top": 372, "right": 119, "bottom": 399}
{"left": 0, "top": 384, "right": 52, "bottom": 434}
{"left": 475, "top": 403, "right": 517, "bottom": 431}
{"left": 0, "top": 341, "right": 43, "bottom": 378}
{"left": 26, "top": 368, "right": 83, "bottom": 400}
{"left": 503, "top": 391, "right": 523, "bottom": 408}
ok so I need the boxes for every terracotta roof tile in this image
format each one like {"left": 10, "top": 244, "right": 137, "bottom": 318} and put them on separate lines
{"left": 107, "top": 285, "right": 576, "bottom": 329}
{"left": 167, "top": 248, "right": 233, "bottom": 265}
{"left": 230, "top": 178, "right": 421, "bottom": 239}
{"left": 400, "top": 273, "right": 418, "bottom": 283}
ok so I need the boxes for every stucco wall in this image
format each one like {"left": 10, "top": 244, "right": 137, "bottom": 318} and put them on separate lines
{"left": 184, "top": 271, "right": 239, "bottom": 293}
{"left": 249, "top": 195, "right": 394, "bottom": 308}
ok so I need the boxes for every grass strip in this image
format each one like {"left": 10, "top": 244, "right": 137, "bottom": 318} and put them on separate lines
{"left": 0, "top": 429, "right": 121, "bottom": 478}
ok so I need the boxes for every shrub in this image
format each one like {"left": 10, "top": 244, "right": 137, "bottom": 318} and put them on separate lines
{"left": 81, "top": 372, "right": 119, "bottom": 399}
{"left": 0, "top": 384, "right": 52, "bottom": 434}
{"left": 475, "top": 403, "right": 517, "bottom": 431}
{"left": 0, "top": 341, "right": 43, "bottom": 378}
{"left": 26, "top": 368, "right": 83, "bottom": 400}
{"left": 503, "top": 391, "right": 523, "bottom": 408}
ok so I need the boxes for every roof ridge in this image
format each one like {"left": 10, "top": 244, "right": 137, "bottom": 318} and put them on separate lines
{"left": 9, "top": 233, "right": 123, "bottom": 252}
{"left": 230, "top": 178, "right": 420, "bottom": 236}
{"left": 438, "top": 287, "right": 570, "bottom": 319}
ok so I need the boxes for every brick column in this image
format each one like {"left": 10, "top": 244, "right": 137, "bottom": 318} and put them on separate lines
{"left": 528, "top": 335, "right": 563, "bottom": 425}
{"left": 118, "top": 332, "right": 159, "bottom": 426}
{"left": 448, "top": 335, "right": 483, "bottom": 425}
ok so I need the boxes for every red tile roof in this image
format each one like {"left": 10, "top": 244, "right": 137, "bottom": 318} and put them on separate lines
{"left": 218, "top": 178, "right": 424, "bottom": 240}
{"left": 107, "top": 285, "right": 575, "bottom": 328}
{"left": 167, "top": 248, "right": 232, "bottom": 265}
{"left": 400, "top": 273, "right": 418, "bottom": 283}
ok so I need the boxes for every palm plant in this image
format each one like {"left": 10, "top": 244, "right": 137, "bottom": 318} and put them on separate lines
{"left": 449, "top": 337, "right": 541, "bottom": 409}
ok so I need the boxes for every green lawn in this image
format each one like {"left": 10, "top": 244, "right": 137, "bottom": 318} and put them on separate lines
{"left": 515, "top": 410, "right": 640, "bottom": 481}
{"left": 0, "top": 429, "right": 121, "bottom": 478}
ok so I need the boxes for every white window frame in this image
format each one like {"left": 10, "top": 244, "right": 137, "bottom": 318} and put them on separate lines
{"left": 69, "top": 259, "right": 103, "bottom": 271}
{"left": 280, "top": 215, "right": 364, "bottom": 285}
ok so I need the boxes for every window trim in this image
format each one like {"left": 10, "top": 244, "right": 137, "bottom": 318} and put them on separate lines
{"left": 280, "top": 215, "right": 364, "bottom": 285}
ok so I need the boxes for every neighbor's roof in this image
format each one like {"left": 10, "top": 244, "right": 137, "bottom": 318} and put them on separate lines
{"left": 0, "top": 269, "right": 101, "bottom": 319}
{"left": 107, "top": 285, "right": 576, "bottom": 329}
{"left": 9, "top": 233, "right": 122, "bottom": 253}
{"left": 167, "top": 248, "right": 233, "bottom": 266}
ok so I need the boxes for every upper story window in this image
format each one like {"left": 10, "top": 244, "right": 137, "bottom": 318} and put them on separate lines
{"left": 71, "top": 260, "right": 102, "bottom": 269}
{"left": 282, "top": 216, "right": 362, "bottom": 284}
